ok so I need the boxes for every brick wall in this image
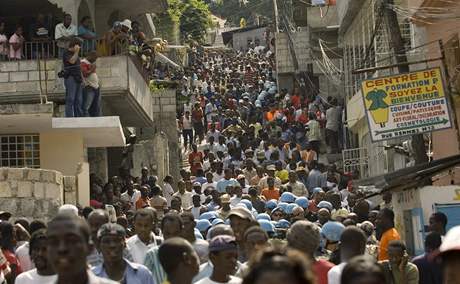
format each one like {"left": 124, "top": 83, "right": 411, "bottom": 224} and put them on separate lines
{"left": 0, "top": 60, "right": 57, "bottom": 94}
{"left": 0, "top": 168, "right": 66, "bottom": 221}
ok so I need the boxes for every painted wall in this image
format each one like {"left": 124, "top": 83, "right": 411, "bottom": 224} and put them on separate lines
{"left": 40, "top": 132, "right": 90, "bottom": 206}
{"left": 232, "top": 27, "right": 267, "bottom": 52}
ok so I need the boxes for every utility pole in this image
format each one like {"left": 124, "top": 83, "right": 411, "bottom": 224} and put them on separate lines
{"left": 273, "top": 0, "right": 279, "bottom": 33}
{"left": 384, "top": 0, "right": 429, "bottom": 165}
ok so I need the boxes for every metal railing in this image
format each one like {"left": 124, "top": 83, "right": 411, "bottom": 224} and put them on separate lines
{"left": 0, "top": 38, "right": 128, "bottom": 61}
{"left": 342, "top": 147, "right": 370, "bottom": 178}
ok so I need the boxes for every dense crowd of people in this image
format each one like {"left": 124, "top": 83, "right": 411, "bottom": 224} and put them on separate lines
{"left": 0, "top": 22, "right": 459, "bottom": 284}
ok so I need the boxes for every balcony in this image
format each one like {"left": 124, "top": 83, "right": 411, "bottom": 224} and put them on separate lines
{"left": 0, "top": 42, "right": 156, "bottom": 127}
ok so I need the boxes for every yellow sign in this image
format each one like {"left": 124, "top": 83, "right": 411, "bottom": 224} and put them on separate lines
{"left": 361, "top": 68, "right": 452, "bottom": 142}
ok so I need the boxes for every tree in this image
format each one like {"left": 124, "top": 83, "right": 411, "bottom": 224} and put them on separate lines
{"left": 179, "top": 0, "right": 213, "bottom": 43}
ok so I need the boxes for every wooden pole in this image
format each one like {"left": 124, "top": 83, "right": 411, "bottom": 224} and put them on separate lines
{"left": 439, "top": 39, "right": 460, "bottom": 154}
{"left": 384, "top": 0, "right": 429, "bottom": 165}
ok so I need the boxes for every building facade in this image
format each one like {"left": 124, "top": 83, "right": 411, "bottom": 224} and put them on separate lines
{"left": 0, "top": 0, "right": 180, "bottom": 210}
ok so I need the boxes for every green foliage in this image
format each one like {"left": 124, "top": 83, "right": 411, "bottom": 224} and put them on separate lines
{"left": 167, "top": 0, "right": 185, "bottom": 22}
{"left": 149, "top": 80, "right": 165, "bottom": 93}
{"left": 208, "top": 0, "right": 273, "bottom": 26}
{"left": 179, "top": 0, "right": 212, "bottom": 43}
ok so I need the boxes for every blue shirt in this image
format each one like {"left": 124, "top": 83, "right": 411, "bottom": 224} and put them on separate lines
{"left": 78, "top": 25, "right": 96, "bottom": 52}
{"left": 92, "top": 259, "right": 155, "bottom": 284}
{"left": 216, "top": 178, "right": 237, "bottom": 193}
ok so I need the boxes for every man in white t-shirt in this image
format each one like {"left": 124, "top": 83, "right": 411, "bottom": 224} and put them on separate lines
{"left": 202, "top": 172, "right": 217, "bottom": 194}
{"left": 328, "top": 226, "right": 367, "bottom": 284}
{"left": 195, "top": 235, "right": 241, "bottom": 284}
{"left": 15, "top": 229, "right": 57, "bottom": 284}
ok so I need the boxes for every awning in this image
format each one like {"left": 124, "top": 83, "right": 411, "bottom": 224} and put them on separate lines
{"left": 356, "top": 155, "right": 460, "bottom": 196}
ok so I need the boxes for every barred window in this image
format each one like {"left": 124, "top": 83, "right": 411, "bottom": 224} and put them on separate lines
{"left": 0, "top": 135, "right": 40, "bottom": 168}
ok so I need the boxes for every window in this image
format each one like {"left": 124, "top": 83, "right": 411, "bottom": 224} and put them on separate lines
{"left": 0, "top": 135, "right": 40, "bottom": 168}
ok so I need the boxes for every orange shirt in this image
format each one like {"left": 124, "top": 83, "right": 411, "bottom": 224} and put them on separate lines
{"left": 135, "top": 197, "right": 150, "bottom": 210}
{"left": 261, "top": 188, "right": 280, "bottom": 200}
{"left": 378, "top": 227, "right": 401, "bottom": 261}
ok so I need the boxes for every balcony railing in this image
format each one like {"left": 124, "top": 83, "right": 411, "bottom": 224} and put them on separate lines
{"left": 1, "top": 38, "right": 128, "bottom": 61}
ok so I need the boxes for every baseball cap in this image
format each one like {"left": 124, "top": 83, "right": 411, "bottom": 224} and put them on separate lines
{"left": 237, "top": 174, "right": 246, "bottom": 180}
{"left": 193, "top": 182, "right": 201, "bottom": 187}
{"left": 256, "top": 151, "right": 265, "bottom": 158}
{"left": 266, "top": 165, "right": 276, "bottom": 171}
{"left": 0, "top": 211, "right": 12, "bottom": 220}
{"left": 209, "top": 235, "right": 237, "bottom": 252}
{"left": 97, "top": 223, "right": 126, "bottom": 239}
{"left": 228, "top": 207, "right": 255, "bottom": 221}
{"left": 317, "top": 201, "right": 333, "bottom": 212}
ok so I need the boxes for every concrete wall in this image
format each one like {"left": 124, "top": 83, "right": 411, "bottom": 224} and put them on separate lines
{"left": 0, "top": 168, "right": 64, "bottom": 221}
{"left": 40, "top": 132, "right": 90, "bottom": 206}
{"left": 0, "top": 61, "right": 57, "bottom": 95}
{"left": 0, "top": 56, "right": 154, "bottom": 127}
{"left": 232, "top": 27, "right": 267, "bottom": 52}
{"left": 276, "top": 29, "right": 310, "bottom": 74}
{"left": 139, "top": 89, "right": 180, "bottom": 184}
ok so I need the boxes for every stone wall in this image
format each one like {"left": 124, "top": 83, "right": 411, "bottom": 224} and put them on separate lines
{"left": 0, "top": 168, "right": 64, "bottom": 221}
{"left": 138, "top": 88, "right": 180, "bottom": 184}
{"left": 0, "top": 60, "right": 57, "bottom": 95}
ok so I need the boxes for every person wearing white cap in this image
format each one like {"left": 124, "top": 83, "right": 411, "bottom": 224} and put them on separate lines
{"left": 58, "top": 204, "right": 79, "bottom": 217}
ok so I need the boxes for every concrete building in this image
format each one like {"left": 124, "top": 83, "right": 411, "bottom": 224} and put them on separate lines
{"left": 222, "top": 26, "right": 268, "bottom": 52}
{"left": 0, "top": 0, "right": 181, "bottom": 216}
{"left": 339, "top": 0, "right": 413, "bottom": 178}
{"left": 408, "top": 0, "right": 460, "bottom": 185}
{"left": 275, "top": 1, "right": 342, "bottom": 100}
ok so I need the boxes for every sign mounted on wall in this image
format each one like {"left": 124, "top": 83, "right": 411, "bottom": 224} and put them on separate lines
{"left": 361, "top": 67, "right": 452, "bottom": 142}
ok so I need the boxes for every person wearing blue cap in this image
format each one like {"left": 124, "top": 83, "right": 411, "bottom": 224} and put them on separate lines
{"left": 256, "top": 213, "right": 271, "bottom": 221}
{"left": 321, "top": 221, "right": 345, "bottom": 264}
{"left": 271, "top": 207, "right": 284, "bottom": 222}
{"left": 257, "top": 220, "right": 275, "bottom": 237}
{"left": 279, "top": 192, "right": 296, "bottom": 204}
{"left": 195, "top": 236, "right": 241, "bottom": 284}
{"left": 317, "top": 201, "right": 333, "bottom": 212}
{"left": 93, "top": 223, "right": 155, "bottom": 284}
{"left": 264, "top": 199, "right": 278, "bottom": 214}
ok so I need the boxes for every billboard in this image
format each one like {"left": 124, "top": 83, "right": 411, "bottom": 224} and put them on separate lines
{"left": 361, "top": 68, "right": 452, "bottom": 142}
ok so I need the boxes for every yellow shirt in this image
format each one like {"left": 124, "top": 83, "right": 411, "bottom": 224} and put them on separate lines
{"left": 378, "top": 227, "right": 401, "bottom": 261}
{"left": 275, "top": 170, "right": 289, "bottom": 183}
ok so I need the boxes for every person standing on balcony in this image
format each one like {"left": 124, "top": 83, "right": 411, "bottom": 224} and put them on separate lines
{"left": 63, "top": 38, "right": 83, "bottom": 117}
{"left": 55, "top": 13, "right": 77, "bottom": 58}
{"left": 81, "top": 51, "right": 100, "bottom": 117}
{"left": 9, "top": 25, "right": 24, "bottom": 60}
{"left": 131, "top": 21, "right": 146, "bottom": 46}
{"left": 78, "top": 16, "right": 96, "bottom": 54}
{"left": 31, "top": 14, "right": 51, "bottom": 59}
{"left": 0, "top": 22, "right": 7, "bottom": 61}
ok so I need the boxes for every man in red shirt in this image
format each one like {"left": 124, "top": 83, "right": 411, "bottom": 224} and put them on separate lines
{"left": 191, "top": 102, "right": 204, "bottom": 143}
{"left": 287, "top": 220, "right": 334, "bottom": 284}
{"left": 188, "top": 144, "right": 203, "bottom": 176}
